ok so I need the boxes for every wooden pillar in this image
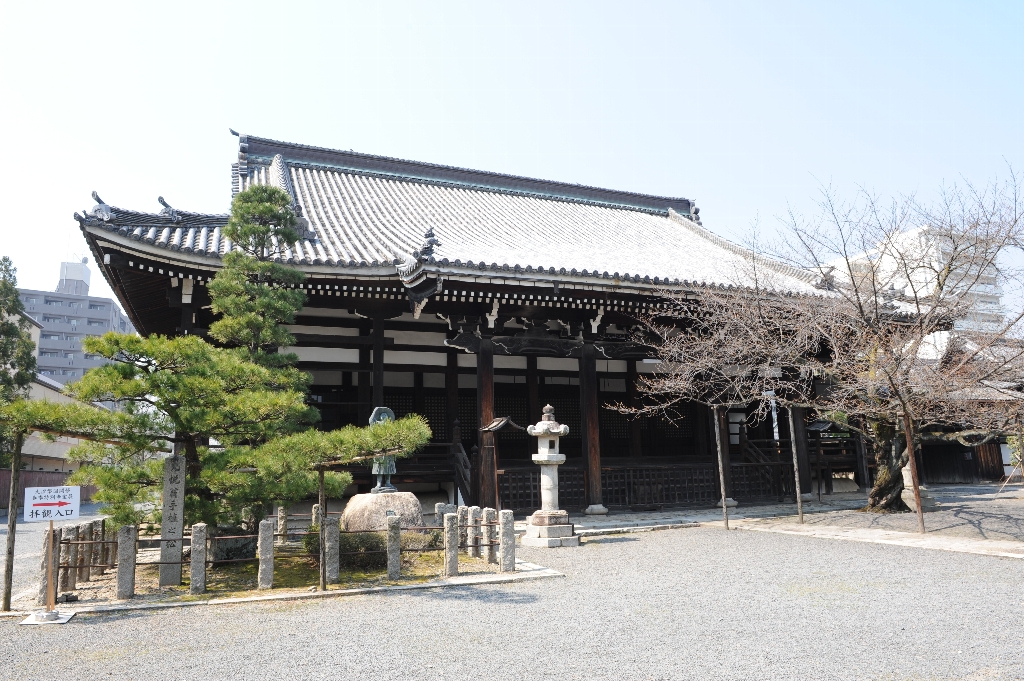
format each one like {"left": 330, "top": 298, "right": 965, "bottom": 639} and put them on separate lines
{"left": 372, "top": 314, "right": 385, "bottom": 409}
{"left": 581, "top": 343, "right": 607, "bottom": 514}
{"left": 854, "top": 432, "right": 870, "bottom": 491}
{"left": 413, "top": 372, "right": 425, "bottom": 416}
{"left": 477, "top": 339, "right": 497, "bottom": 509}
{"left": 791, "top": 406, "right": 812, "bottom": 495}
{"left": 446, "top": 351, "right": 460, "bottom": 442}
{"left": 179, "top": 304, "right": 194, "bottom": 333}
{"left": 627, "top": 360, "right": 643, "bottom": 458}
{"left": 716, "top": 407, "right": 733, "bottom": 500}
{"left": 357, "top": 324, "right": 371, "bottom": 424}
{"left": 526, "top": 355, "right": 540, "bottom": 422}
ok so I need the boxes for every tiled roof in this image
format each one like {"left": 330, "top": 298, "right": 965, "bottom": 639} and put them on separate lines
{"left": 76, "top": 135, "right": 821, "bottom": 293}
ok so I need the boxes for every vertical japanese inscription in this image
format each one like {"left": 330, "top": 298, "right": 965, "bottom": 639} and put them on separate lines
{"left": 159, "top": 455, "right": 186, "bottom": 587}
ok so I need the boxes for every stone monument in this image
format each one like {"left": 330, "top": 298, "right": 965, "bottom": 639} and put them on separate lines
{"left": 901, "top": 463, "right": 938, "bottom": 511}
{"left": 159, "top": 455, "right": 186, "bottom": 586}
{"left": 521, "top": 405, "right": 580, "bottom": 547}
{"left": 341, "top": 405, "right": 425, "bottom": 531}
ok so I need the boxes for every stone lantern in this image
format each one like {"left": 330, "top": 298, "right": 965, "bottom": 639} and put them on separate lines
{"left": 522, "top": 405, "right": 580, "bottom": 547}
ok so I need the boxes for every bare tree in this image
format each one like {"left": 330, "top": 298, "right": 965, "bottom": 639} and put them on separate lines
{"left": 623, "top": 242, "right": 826, "bottom": 526}
{"left": 778, "top": 178, "right": 1024, "bottom": 531}
{"left": 629, "top": 178, "right": 1024, "bottom": 534}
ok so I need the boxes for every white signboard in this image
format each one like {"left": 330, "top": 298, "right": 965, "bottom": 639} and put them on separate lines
{"left": 23, "top": 486, "right": 80, "bottom": 522}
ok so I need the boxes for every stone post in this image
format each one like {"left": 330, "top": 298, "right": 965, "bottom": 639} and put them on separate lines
{"left": 115, "top": 525, "right": 137, "bottom": 600}
{"left": 58, "top": 525, "right": 74, "bottom": 593}
{"left": 190, "top": 523, "right": 207, "bottom": 595}
{"left": 467, "top": 506, "right": 481, "bottom": 558}
{"left": 159, "top": 455, "right": 186, "bottom": 587}
{"left": 442, "top": 513, "right": 458, "bottom": 577}
{"left": 91, "top": 519, "right": 104, "bottom": 577}
{"left": 434, "top": 502, "right": 456, "bottom": 527}
{"left": 65, "top": 525, "right": 78, "bottom": 592}
{"left": 482, "top": 507, "right": 497, "bottom": 564}
{"left": 276, "top": 506, "right": 288, "bottom": 545}
{"left": 257, "top": 519, "right": 274, "bottom": 589}
{"left": 99, "top": 518, "right": 108, "bottom": 574}
{"left": 386, "top": 515, "right": 401, "bottom": 580}
{"left": 324, "top": 519, "right": 340, "bottom": 584}
{"left": 457, "top": 506, "right": 469, "bottom": 549}
{"left": 310, "top": 503, "right": 322, "bottom": 530}
{"left": 498, "top": 510, "right": 515, "bottom": 572}
{"left": 37, "top": 525, "right": 59, "bottom": 605}
{"left": 77, "top": 523, "right": 90, "bottom": 582}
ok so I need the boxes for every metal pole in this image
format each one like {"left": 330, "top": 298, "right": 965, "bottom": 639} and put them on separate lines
{"left": 787, "top": 409, "right": 804, "bottom": 524}
{"left": 2, "top": 433, "right": 24, "bottom": 611}
{"left": 318, "top": 469, "right": 326, "bottom": 591}
{"left": 713, "top": 406, "right": 729, "bottom": 530}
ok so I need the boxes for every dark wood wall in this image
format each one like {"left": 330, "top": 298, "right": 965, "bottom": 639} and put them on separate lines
{"left": 308, "top": 380, "right": 707, "bottom": 462}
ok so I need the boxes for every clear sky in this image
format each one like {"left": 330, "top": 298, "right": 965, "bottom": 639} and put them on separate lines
{"left": 2, "top": 1, "right": 1021, "bottom": 303}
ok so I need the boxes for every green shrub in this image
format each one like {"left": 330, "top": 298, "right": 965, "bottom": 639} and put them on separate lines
{"left": 338, "top": 531, "right": 387, "bottom": 570}
{"left": 304, "top": 524, "right": 388, "bottom": 570}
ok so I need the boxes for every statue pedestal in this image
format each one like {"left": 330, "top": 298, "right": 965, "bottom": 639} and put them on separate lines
{"left": 341, "top": 492, "right": 423, "bottom": 531}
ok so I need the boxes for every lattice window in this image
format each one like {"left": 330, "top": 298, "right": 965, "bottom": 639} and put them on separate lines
{"left": 424, "top": 394, "right": 448, "bottom": 442}
{"left": 600, "top": 407, "right": 630, "bottom": 439}
{"left": 383, "top": 390, "right": 413, "bottom": 419}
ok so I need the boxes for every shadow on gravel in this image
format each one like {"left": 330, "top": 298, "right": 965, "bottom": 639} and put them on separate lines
{"left": 73, "top": 610, "right": 156, "bottom": 623}
{"left": 403, "top": 586, "right": 539, "bottom": 605}
{"left": 580, "top": 536, "right": 641, "bottom": 545}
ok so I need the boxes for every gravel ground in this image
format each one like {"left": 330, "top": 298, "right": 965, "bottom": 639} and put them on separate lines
{"left": 0, "top": 503, "right": 106, "bottom": 605}
{"left": 3, "top": 522, "right": 1022, "bottom": 680}
{"left": 763, "top": 484, "right": 1024, "bottom": 542}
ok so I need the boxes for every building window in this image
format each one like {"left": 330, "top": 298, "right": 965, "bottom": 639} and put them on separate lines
{"left": 42, "top": 316, "right": 62, "bottom": 323}
{"left": 40, "top": 351, "right": 59, "bottom": 358}
{"left": 65, "top": 354, "right": 75, "bottom": 360}
{"left": 24, "top": 298, "right": 37, "bottom": 304}
{"left": 44, "top": 299, "right": 62, "bottom": 306}
{"left": 89, "top": 303, "right": 104, "bottom": 310}
{"left": 84, "top": 353, "right": 98, "bottom": 360}
{"left": 86, "top": 320, "right": 104, "bottom": 327}
{"left": 120, "top": 320, "right": 127, "bottom": 331}
{"left": 41, "top": 333, "right": 60, "bottom": 340}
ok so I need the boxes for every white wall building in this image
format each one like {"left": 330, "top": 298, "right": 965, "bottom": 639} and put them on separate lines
{"left": 19, "top": 259, "right": 136, "bottom": 383}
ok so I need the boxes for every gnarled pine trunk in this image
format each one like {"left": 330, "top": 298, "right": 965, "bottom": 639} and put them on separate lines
{"left": 866, "top": 437, "right": 911, "bottom": 512}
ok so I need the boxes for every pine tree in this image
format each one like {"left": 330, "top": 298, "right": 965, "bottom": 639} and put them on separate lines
{"left": 207, "top": 185, "right": 307, "bottom": 368}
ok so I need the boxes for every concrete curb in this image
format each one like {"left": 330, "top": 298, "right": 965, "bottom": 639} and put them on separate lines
{"left": 0, "top": 560, "right": 562, "bottom": 619}
{"left": 734, "top": 520, "right": 1024, "bottom": 559}
{"left": 576, "top": 522, "right": 701, "bottom": 537}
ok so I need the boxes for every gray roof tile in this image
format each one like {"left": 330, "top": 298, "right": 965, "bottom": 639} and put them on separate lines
{"left": 76, "top": 136, "right": 820, "bottom": 293}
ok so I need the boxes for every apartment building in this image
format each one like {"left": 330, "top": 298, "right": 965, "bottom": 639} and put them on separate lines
{"left": 19, "top": 259, "right": 136, "bottom": 383}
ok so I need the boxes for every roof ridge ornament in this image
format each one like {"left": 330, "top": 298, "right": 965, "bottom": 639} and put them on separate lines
{"left": 419, "top": 227, "right": 440, "bottom": 258}
{"left": 157, "top": 196, "right": 181, "bottom": 223}
{"left": 87, "top": 191, "right": 112, "bottom": 221}
{"left": 813, "top": 266, "right": 837, "bottom": 291}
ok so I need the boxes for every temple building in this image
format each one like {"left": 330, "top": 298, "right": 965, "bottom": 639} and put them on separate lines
{"left": 74, "top": 132, "right": 874, "bottom": 512}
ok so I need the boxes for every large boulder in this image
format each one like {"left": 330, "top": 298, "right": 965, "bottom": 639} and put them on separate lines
{"left": 341, "top": 492, "right": 423, "bottom": 531}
